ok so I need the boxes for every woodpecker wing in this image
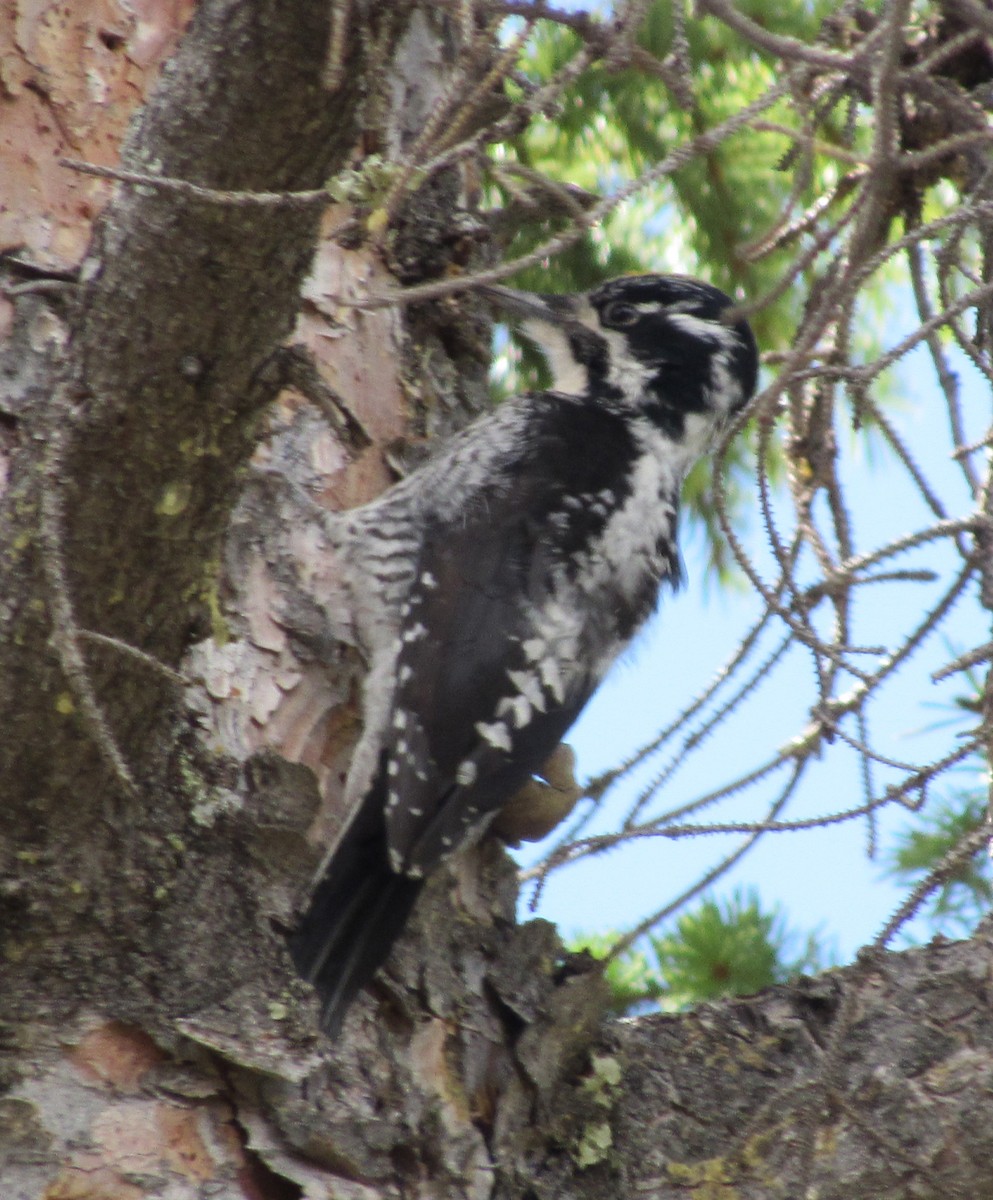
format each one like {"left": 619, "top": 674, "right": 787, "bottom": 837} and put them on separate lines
{"left": 383, "top": 509, "right": 590, "bottom": 875}
{"left": 383, "top": 393, "right": 643, "bottom": 876}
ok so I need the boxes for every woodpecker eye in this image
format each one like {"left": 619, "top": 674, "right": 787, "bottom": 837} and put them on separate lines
{"left": 602, "top": 301, "right": 639, "bottom": 328}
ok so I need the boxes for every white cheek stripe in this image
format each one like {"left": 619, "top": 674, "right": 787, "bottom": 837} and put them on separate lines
{"left": 523, "top": 321, "right": 588, "bottom": 396}
{"left": 603, "top": 328, "right": 652, "bottom": 398}
{"left": 668, "top": 312, "right": 740, "bottom": 349}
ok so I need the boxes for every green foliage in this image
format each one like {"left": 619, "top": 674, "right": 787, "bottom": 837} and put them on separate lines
{"left": 486, "top": 0, "right": 980, "bottom": 580}
{"left": 493, "top": 0, "right": 853, "bottom": 340}
{"left": 571, "top": 890, "right": 829, "bottom": 1015}
{"left": 882, "top": 674, "right": 990, "bottom": 940}
{"left": 885, "top": 788, "right": 992, "bottom": 937}
{"left": 497, "top": 1, "right": 990, "bottom": 979}
{"left": 569, "top": 931, "right": 667, "bottom": 1014}
{"left": 487, "top": 1, "right": 872, "bottom": 578}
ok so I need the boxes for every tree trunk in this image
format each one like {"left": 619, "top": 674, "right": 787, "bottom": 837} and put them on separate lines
{"left": 2, "top": 4, "right": 991, "bottom": 1198}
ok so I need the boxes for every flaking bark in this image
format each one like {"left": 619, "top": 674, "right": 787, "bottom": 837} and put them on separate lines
{"left": 2, "top": 4, "right": 992, "bottom": 1200}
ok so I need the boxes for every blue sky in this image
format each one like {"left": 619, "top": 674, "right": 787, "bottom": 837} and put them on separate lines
{"left": 486, "top": 0, "right": 991, "bottom": 975}
{"left": 513, "top": 295, "right": 989, "bottom": 966}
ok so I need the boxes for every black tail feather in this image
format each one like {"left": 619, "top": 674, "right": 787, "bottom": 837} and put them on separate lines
{"left": 288, "top": 795, "right": 423, "bottom": 1038}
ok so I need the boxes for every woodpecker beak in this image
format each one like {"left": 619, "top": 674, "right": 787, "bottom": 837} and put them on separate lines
{"left": 480, "top": 284, "right": 595, "bottom": 397}
{"left": 478, "top": 284, "right": 576, "bottom": 325}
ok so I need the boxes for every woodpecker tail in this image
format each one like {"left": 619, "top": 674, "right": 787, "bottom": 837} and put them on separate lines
{"left": 288, "top": 794, "right": 423, "bottom": 1038}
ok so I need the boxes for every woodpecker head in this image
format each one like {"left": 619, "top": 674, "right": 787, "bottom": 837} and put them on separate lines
{"left": 483, "top": 274, "right": 758, "bottom": 446}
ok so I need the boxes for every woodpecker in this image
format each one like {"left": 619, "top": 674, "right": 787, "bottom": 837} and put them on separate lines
{"left": 288, "top": 273, "right": 759, "bottom": 1035}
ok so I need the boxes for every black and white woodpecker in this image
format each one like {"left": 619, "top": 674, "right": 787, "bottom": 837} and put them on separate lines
{"left": 288, "top": 273, "right": 759, "bottom": 1035}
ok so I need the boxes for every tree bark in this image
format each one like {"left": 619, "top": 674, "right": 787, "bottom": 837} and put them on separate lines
{"left": 2, "top": 4, "right": 992, "bottom": 1199}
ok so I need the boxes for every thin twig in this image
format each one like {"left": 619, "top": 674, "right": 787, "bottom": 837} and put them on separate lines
{"left": 37, "top": 416, "right": 138, "bottom": 797}
{"left": 59, "top": 158, "right": 331, "bottom": 208}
